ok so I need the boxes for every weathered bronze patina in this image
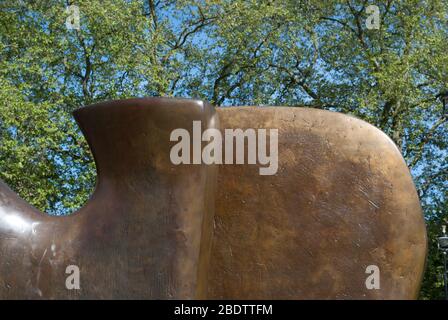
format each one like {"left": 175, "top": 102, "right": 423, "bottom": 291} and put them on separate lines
{"left": 0, "top": 98, "right": 217, "bottom": 299}
{"left": 208, "top": 107, "right": 427, "bottom": 299}
{"left": 0, "top": 100, "right": 427, "bottom": 299}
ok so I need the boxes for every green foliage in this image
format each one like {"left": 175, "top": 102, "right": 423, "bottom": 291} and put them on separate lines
{"left": 0, "top": 0, "right": 446, "bottom": 298}
{"left": 420, "top": 210, "right": 448, "bottom": 300}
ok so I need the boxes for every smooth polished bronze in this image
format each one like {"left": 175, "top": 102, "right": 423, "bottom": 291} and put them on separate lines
{"left": 0, "top": 97, "right": 218, "bottom": 299}
{"left": 208, "top": 107, "right": 427, "bottom": 300}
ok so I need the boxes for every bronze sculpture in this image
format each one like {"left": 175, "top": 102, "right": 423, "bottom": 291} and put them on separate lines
{"left": 209, "top": 107, "right": 427, "bottom": 299}
{"left": 0, "top": 98, "right": 427, "bottom": 299}
{"left": 0, "top": 98, "right": 217, "bottom": 299}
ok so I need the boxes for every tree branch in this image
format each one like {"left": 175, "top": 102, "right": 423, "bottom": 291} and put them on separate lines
{"left": 409, "top": 116, "right": 447, "bottom": 168}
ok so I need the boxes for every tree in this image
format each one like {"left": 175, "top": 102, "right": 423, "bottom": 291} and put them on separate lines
{"left": 0, "top": 0, "right": 446, "bottom": 298}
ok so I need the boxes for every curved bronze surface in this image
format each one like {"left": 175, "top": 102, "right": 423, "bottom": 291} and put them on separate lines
{"left": 0, "top": 98, "right": 218, "bottom": 299}
{"left": 0, "top": 100, "right": 427, "bottom": 299}
{"left": 208, "top": 107, "right": 427, "bottom": 299}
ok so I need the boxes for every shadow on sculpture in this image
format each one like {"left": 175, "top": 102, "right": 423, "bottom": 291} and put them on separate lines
{"left": 0, "top": 98, "right": 426, "bottom": 299}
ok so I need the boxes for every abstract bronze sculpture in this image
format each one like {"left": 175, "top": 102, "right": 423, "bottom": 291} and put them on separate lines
{"left": 0, "top": 98, "right": 427, "bottom": 299}
{"left": 0, "top": 98, "right": 218, "bottom": 299}
{"left": 209, "top": 107, "right": 427, "bottom": 299}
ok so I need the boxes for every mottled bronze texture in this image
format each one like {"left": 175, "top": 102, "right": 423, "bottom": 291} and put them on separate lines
{"left": 208, "top": 107, "right": 427, "bottom": 299}
{"left": 0, "top": 97, "right": 218, "bottom": 299}
{"left": 0, "top": 100, "right": 427, "bottom": 300}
